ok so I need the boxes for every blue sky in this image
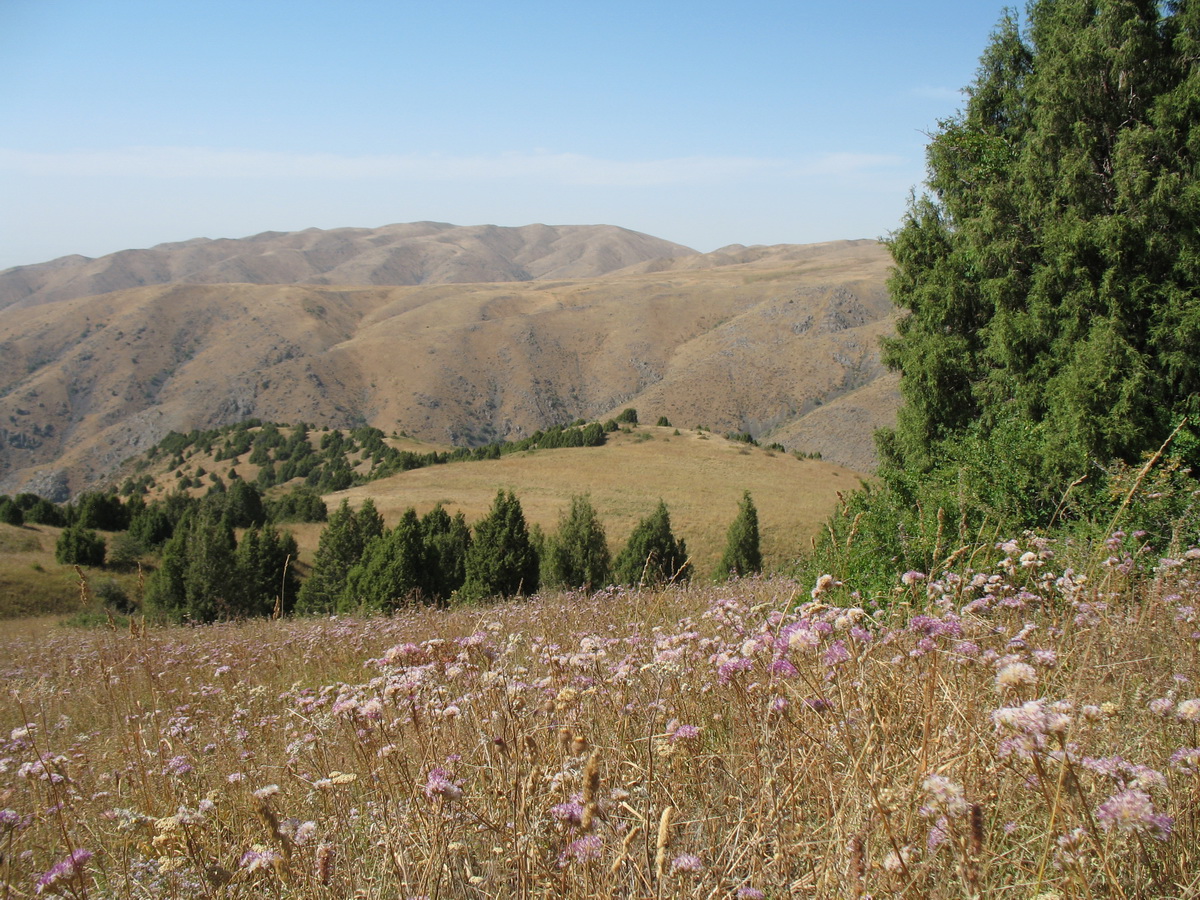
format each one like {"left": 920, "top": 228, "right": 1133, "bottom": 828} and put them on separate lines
{"left": 0, "top": 1, "right": 1011, "bottom": 270}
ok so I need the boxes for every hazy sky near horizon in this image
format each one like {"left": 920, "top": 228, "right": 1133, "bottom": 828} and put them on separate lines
{"left": 1, "top": 1, "right": 1011, "bottom": 270}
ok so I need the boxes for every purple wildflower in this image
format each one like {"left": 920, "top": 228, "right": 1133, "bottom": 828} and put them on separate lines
{"left": 36, "top": 848, "right": 92, "bottom": 895}
{"left": 670, "top": 853, "right": 703, "bottom": 873}
{"left": 550, "top": 798, "right": 585, "bottom": 827}
{"left": 1096, "top": 790, "right": 1172, "bottom": 840}
{"left": 671, "top": 725, "right": 700, "bottom": 741}
{"left": 239, "top": 846, "right": 282, "bottom": 873}
{"left": 423, "top": 767, "right": 462, "bottom": 801}
{"left": 823, "top": 640, "right": 850, "bottom": 666}
{"left": 717, "top": 657, "right": 754, "bottom": 685}
{"left": 558, "top": 834, "right": 602, "bottom": 867}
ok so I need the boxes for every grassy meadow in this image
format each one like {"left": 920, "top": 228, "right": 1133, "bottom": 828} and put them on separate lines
{"left": 4, "top": 533, "right": 1200, "bottom": 898}
{"left": 0, "top": 425, "right": 860, "bottom": 621}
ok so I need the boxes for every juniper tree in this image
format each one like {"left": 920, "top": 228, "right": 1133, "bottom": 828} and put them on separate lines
{"left": 613, "top": 500, "right": 691, "bottom": 586}
{"left": 462, "top": 490, "right": 539, "bottom": 601}
{"left": 295, "top": 499, "right": 381, "bottom": 614}
{"left": 542, "top": 494, "right": 611, "bottom": 590}
{"left": 55, "top": 524, "right": 106, "bottom": 568}
{"left": 716, "top": 491, "right": 762, "bottom": 579}
{"left": 341, "top": 508, "right": 430, "bottom": 611}
{"left": 421, "top": 504, "right": 472, "bottom": 602}
{"left": 880, "top": 0, "right": 1200, "bottom": 524}
{"left": 233, "top": 524, "right": 299, "bottom": 616}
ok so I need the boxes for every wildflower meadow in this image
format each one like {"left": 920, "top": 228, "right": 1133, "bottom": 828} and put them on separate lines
{"left": 4, "top": 530, "right": 1200, "bottom": 899}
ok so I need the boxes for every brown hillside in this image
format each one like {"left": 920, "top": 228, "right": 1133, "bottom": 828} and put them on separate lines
{"left": 0, "top": 223, "right": 696, "bottom": 311}
{"left": 0, "top": 229, "right": 898, "bottom": 499}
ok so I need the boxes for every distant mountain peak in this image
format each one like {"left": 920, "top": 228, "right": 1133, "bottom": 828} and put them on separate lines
{"left": 0, "top": 223, "right": 698, "bottom": 311}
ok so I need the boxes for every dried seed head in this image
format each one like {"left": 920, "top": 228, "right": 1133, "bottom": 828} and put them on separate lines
{"left": 582, "top": 750, "right": 601, "bottom": 805}
{"left": 571, "top": 733, "right": 588, "bottom": 755}
{"left": 557, "top": 726, "right": 572, "bottom": 752}
{"left": 315, "top": 842, "right": 333, "bottom": 886}
{"left": 848, "top": 833, "right": 865, "bottom": 897}
{"left": 655, "top": 806, "right": 675, "bottom": 880}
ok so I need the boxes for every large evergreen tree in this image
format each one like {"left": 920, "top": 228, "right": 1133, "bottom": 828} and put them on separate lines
{"left": 341, "top": 508, "right": 430, "bottom": 611}
{"left": 55, "top": 525, "right": 106, "bottom": 567}
{"left": 295, "top": 499, "right": 381, "bottom": 615}
{"left": 421, "top": 504, "right": 472, "bottom": 602}
{"left": 613, "top": 501, "right": 691, "bottom": 586}
{"left": 233, "top": 525, "right": 299, "bottom": 617}
{"left": 882, "top": 0, "right": 1200, "bottom": 522}
{"left": 462, "top": 490, "right": 540, "bottom": 600}
{"left": 716, "top": 491, "right": 762, "bottom": 579}
{"left": 541, "top": 495, "right": 611, "bottom": 590}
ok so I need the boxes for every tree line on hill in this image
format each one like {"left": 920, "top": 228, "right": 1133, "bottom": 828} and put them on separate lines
{"left": 129, "top": 417, "right": 612, "bottom": 497}
{"left": 0, "top": 475, "right": 762, "bottom": 623}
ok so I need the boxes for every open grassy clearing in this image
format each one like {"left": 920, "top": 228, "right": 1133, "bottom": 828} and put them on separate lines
{"left": 0, "top": 427, "right": 861, "bottom": 619}
{"left": 331, "top": 426, "right": 862, "bottom": 576}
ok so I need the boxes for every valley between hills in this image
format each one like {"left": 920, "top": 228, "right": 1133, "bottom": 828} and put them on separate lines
{"left": 0, "top": 223, "right": 899, "bottom": 501}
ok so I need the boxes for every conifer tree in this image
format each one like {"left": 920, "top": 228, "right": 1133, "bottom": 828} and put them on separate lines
{"left": 233, "top": 525, "right": 299, "bottom": 616}
{"left": 716, "top": 491, "right": 762, "bottom": 579}
{"left": 881, "top": 0, "right": 1200, "bottom": 521}
{"left": 0, "top": 497, "right": 24, "bottom": 527}
{"left": 341, "top": 509, "right": 429, "bottom": 611}
{"left": 55, "top": 524, "right": 106, "bottom": 567}
{"left": 180, "top": 511, "right": 237, "bottom": 623}
{"left": 542, "top": 495, "right": 611, "bottom": 590}
{"left": 462, "top": 490, "right": 539, "bottom": 600}
{"left": 422, "top": 504, "right": 471, "bottom": 602}
{"left": 295, "top": 499, "right": 376, "bottom": 614}
{"left": 613, "top": 501, "right": 691, "bottom": 586}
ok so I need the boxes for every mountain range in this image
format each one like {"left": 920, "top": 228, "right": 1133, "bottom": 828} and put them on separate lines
{"left": 0, "top": 223, "right": 899, "bottom": 499}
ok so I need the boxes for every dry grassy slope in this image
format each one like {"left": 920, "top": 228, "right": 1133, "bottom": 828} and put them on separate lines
{"left": 0, "top": 222, "right": 697, "bottom": 311}
{"left": 329, "top": 427, "right": 864, "bottom": 576}
{"left": 0, "top": 237, "right": 897, "bottom": 499}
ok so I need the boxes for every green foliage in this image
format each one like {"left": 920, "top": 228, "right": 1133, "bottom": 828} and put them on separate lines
{"left": 656, "top": 416, "right": 671, "bottom": 427}
{"left": 93, "top": 578, "right": 134, "bottom": 614}
{"left": 266, "top": 487, "right": 328, "bottom": 523}
{"left": 232, "top": 525, "right": 299, "bottom": 617}
{"left": 462, "top": 490, "right": 540, "bottom": 601}
{"left": 71, "top": 492, "right": 130, "bottom": 531}
{"left": 221, "top": 479, "right": 267, "bottom": 528}
{"left": 817, "top": 0, "right": 1200, "bottom": 595}
{"left": 0, "top": 497, "right": 24, "bottom": 527}
{"left": 716, "top": 491, "right": 762, "bottom": 579}
{"left": 14, "top": 494, "right": 66, "bottom": 526}
{"left": 421, "top": 504, "right": 471, "bottom": 602}
{"left": 294, "top": 499, "right": 382, "bottom": 615}
{"left": 882, "top": 1, "right": 1200, "bottom": 513}
{"left": 55, "top": 525, "right": 106, "bottom": 567}
{"left": 341, "top": 509, "right": 430, "bottom": 611}
{"left": 616, "top": 408, "right": 638, "bottom": 425}
{"left": 128, "top": 501, "right": 177, "bottom": 549}
{"left": 145, "top": 505, "right": 298, "bottom": 623}
{"left": 613, "top": 500, "right": 691, "bottom": 586}
{"left": 105, "top": 532, "right": 147, "bottom": 570}
{"left": 541, "top": 495, "right": 611, "bottom": 590}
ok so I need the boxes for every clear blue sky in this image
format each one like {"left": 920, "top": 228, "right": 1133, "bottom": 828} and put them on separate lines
{"left": 0, "top": 0, "right": 1011, "bottom": 270}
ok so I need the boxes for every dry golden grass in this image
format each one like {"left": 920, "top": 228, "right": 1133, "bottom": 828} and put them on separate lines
{"left": 330, "top": 426, "right": 863, "bottom": 577}
{"left": 4, "top": 541, "right": 1200, "bottom": 898}
{"left": 0, "top": 523, "right": 144, "bottom": 620}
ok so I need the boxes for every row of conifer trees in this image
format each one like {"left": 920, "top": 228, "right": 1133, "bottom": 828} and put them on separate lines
{"left": 291, "top": 489, "right": 761, "bottom": 617}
